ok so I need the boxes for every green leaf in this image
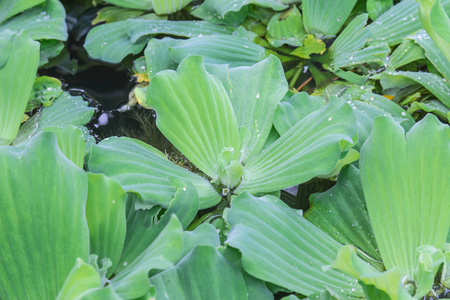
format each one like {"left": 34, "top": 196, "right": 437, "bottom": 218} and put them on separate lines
{"left": 77, "top": 286, "right": 123, "bottom": 300}
{"left": 389, "top": 39, "right": 426, "bottom": 69}
{"left": 87, "top": 137, "right": 219, "bottom": 209}
{"left": 86, "top": 173, "right": 127, "bottom": 278}
{"left": 147, "top": 55, "right": 240, "bottom": 179}
{"left": 43, "top": 125, "right": 86, "bottom": 169}
{"left": 13, "top": 92, "right": 95, "bottom": 146}
{"left": 266, "top": 5, "right": 306, "bottom": 47}
{"left": 150, "top": 246, "right": 249, "bottom": 299}
{"left": 328, "top": 13, "right": 370, "bottom": 57}
{"left": 347, "top": 93, "right": 415, "bottom": 151}
{"left": 103, "top": 0, "right": 152, "bottom": 10}
{"left": 407, "top": 99, "right": 450, "bottom": 121}
{"left": 182, "top": 224, "right": 221, "bottom": 257}
{"left": 218, "top": 246, "right": 274, "bottom": 300}
{"left": 0, "top": 132, "right": 89, "bottom": 299}
{"left": 235, "top": 97, "right": 356, "bottom": 194}
{"left": 56, "top": 258, "right": 102, "bottom": 300}
{"left": 365, "top": 0, "right": 422, "bottom": 46}
{"left": 84, "top": 20, "right": 150, "bottom": 64}
{"left": 225, "top": 55, "right": 288, "bottom": 163}
{"left": 0, "top": 0, "right": 45, "bottom": 24}
{"left": 302, "top": 0, "right": 357, "bottom": 37}
{"left": 38, "top": 39, "right": 65, "bottom": 66}
{"left": 26, "top": 75, "right": 63, "bottom": 112}
{"left": 169, "top": 35, "right": 270, "bottom": 67}
{"left": 109, "top": 215, "right": 184, "bottom": 299}
{"left": 430, "top": 0, "right": 450, "bottom": 43}
{"left": 360, "top": 114, "right": 450, "bottom": 278}
{"left": 331, "top": 43, "right": 390, "bottom": 70}
{"left": 191, "top": 4, "right": 249, "bottom": 26}
{"left": 410, "top": 29, "right": 450, "bottom": 80}
{"left": 366, "top": 0, "right": 393, "bottom": 20}
{"left": 290, "top": 34, "right": 326, "bottom": 59}
{"left": 273, "top": 92, "right": 323, "bottom": 136}
{"left": 381, "top": 71, "right": 450, "bottom": 108}
{"left": 0, "top": 30, "right": 39, "bottom": 145}
{"left": 198, "top": 0, "right": 289, "bottom": 17}
{"left": 151, "top": 0, "right": 194, "bottom": 14}
{"left": 144, "top": 37, "right": 180, "bottom": 79}
{"left": 305, "top": 165, "right": 381, "bottom": 264}
{"left": 414, "top": 245, "right": 446, "bottom": 298}
{"left": 0, "top": 0, "right": 67, "bottom": 41}
{"left": 327, "top": 245, "right": 413, "bottom": 300}
{"left": 226, "top": 193, "right": 363, "bottom": 297}
{"left": 92, "top": 6, "right": 145, "bottom": 25}
{"left": 117, "top": 177, "right": 199, "bottom": 274}
{"left": 127, "top": 20, "right": 234, "bottom": 44}
{"left": 417, "top": 0, "right": 450, "bottom": 63}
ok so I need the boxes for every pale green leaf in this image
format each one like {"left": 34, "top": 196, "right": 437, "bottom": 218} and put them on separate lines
{"left": 414, "top": 245, "right": 446, "bottom": 298}
{"left": 86, "top": 173, "right": 127, "bottom": 278}
{"left": 182, "top": 224, "right": 221, "bottom": 257}
{"left": 389, "top": 39, "right": 426, "bottom": 69}
{"left": 347, "top": 93, "right": 415, "bottom": 151}
{"left": 366, "top": 0, "right": 393, "bottom": 20}
{"left": 0, "top": 30, "right": 39, "bottom": 145}
{"left": 116, "top": 178, "right": 199, "bottom": 274}
{"left": 169, "top": 35, "right": 270, "bottom": 67}
{"left": 225, "top": 55, "right": 288, "bottom": 163}
{"left": 235, "top": 97, "right": 356, "bottom": 194}
{"left": 191, "top": 4, "right": 249, "bottom": 26}
{"left": 365, "top": 0, "right": 421, "bottom": 46}
{"left": 410, "top": 29, "right": 450, "bottom": 80}
{"left": 13, "top": 92, "right": 95, "bottom": 146}
{"left": 77, "top": 287, "right": 123, "bottom": 300}
{"left": 266, "top": 5, "right": 306, "bottom": 47}
{"left": 430, "top": 0, "right": 450, "bottom": 43}
{"left": 273, "top": 92, "right": 323, "bottom": 136}
{"left": 0, "top": 0, "right": 67, "bottom": 41}
{"left": 151, "top": 0, "right": 194, "bottom": 14}
{"left": 0, "top": 132, "right": 89, "bottom": 299}
{"left": 305, "top": 165, "right": 381, "bottom": 264}
{"left": 147, "top": 55, "right": 240, "bottom": 179}
{"left": 226, "top": 193, "right": 363, "bottom": 297}
{"left": 84, "top": 20, "right": 150, "bottom": 64}
{"left": 331, "top": 43, "right": 390, "bottom": 69}
{"left": 86, "top": 136, "right": 219, "bottom": 209}
{"left": 328, "top": 13, "right": 370, "bottom": 56}
{"left": 0, "top": 0, "right": 45, "bottom": 24}
{"left": 360, "top": 114, "right": 450, "bottom": 278}
{"left": 150, "top": 246, "right": 248, "bottom": 299}
{"left": 43, "top": 125, "right": 86, "bottom": 169}
{"left": 198, "top": 0, "right": 290, "bottom": 17}
{"left": 381, "top": 71, "right": 450, "bottom": 108}
{"left": 408, "top": 100, "right": 450, "bottom": 121}
{"left": 144, "top": 37, "right": 180, "bottom": 78}
{"left": 109, "top": 215, "right": 184, "bottom": 299}
{"left": 302, "top": 0, "right": 357, "bottom": 37}
{"left": 218, "top": 246, "right": 274, "bottom": 300}
{"left": 127, "top": 20, "right": 233, "bottom": 44}
{"left": 56, "top": 258, "right": 102, "bottom": 300}
{"left": 327, "top": 245, "right": 413, "bottom": 300}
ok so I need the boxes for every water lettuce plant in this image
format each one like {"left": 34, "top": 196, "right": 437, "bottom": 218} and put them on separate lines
{"left": 1, "top": 0, "right": 450, "bottom": 299}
